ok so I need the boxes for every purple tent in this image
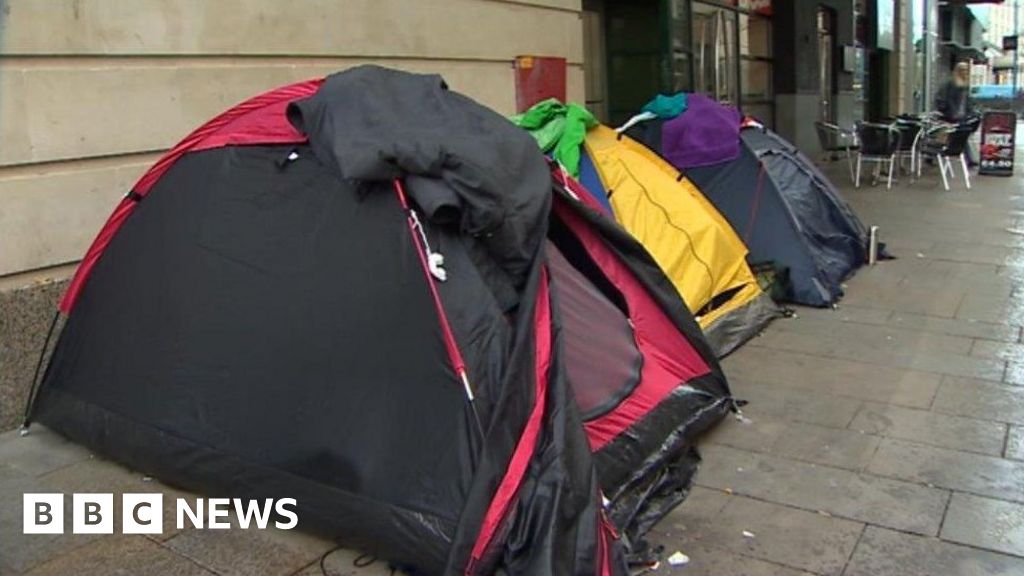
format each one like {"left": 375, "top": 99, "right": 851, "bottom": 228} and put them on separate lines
{"left": 661, "top": 94, "right": 741, "bottom": 169}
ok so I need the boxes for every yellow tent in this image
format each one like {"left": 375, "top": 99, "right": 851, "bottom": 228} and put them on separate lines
{"left": 583, "top": 125, "right": 778, "bottom": 356}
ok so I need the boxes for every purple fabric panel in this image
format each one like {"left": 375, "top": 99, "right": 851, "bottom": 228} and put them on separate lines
{"left": 660, "top": 94, "right": 742, "bottom": 169}
{"left": 545, "top": 241, "right": 641, "bottom": 419}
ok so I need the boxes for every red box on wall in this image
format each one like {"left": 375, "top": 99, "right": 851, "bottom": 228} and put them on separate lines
{"left": 514, "top": 56, "right": 567, "bottom": 112}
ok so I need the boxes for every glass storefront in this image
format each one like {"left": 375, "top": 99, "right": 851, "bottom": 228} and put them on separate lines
{"left": 673, "top": 0, "right": 775, "bottom": 126}
{"left": 594, "top": 0, "right": 773, "bottom": 126}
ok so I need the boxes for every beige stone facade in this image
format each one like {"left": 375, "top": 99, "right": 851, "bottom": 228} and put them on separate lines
{"left": 0, "top": 0, "right": 585, "bottom": 282}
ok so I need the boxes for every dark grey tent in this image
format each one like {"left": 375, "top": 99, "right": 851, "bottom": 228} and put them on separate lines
{"left": 685, "top": 127, "right": 868, "bottom": 306}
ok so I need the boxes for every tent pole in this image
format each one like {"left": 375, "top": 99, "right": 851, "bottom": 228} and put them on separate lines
{"left": 20, "top": 310, "right": 61, "bottom": 433}
{"left": 391, "top": 179, "right": 486, "bottom": 442}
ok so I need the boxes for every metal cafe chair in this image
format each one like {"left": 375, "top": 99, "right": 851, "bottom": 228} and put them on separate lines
{"left": 916, "top": 121, "right": 975, "bottom": 191}
{"left": 893, "top": 115, "right": 924, "bottom": 178}
{"left": 814, "top": 120, "right": 858, "bottom": 182}
{"left": 854, "top": 121, "right": 899, "bottom": 189}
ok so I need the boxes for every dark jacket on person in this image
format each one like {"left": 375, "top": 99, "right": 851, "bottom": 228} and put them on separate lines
{"left": 934, "top": 81, "right": 973, "bottom": 123}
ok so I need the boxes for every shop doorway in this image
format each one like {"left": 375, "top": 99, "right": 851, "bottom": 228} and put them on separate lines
{"left": 581, "top": 0, "right": 774, "bottom": 127}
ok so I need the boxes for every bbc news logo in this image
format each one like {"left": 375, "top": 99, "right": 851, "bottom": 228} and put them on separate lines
{"left": 23, "top": 494, "right": 298, "bottom": 534}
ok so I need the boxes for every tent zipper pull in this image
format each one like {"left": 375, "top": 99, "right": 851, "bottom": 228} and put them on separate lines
{"left": 408, "top": 208, "right": 447, "bottom": 282}
{"left": 275, "top": 148, "right": 300, "bottom": 169}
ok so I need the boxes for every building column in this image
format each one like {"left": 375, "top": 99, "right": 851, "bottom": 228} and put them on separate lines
{"left": 773, "top": 0, "right": 856, "bottom": 155}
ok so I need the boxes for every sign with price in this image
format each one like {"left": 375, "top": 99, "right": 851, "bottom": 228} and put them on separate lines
{"left": 979, "top": 111, "right": 1016, "bottom": 176}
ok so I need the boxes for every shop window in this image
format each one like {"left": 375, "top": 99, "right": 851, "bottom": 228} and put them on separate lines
{"left": 739, "top": 13, "right": 771, "bottom": 58}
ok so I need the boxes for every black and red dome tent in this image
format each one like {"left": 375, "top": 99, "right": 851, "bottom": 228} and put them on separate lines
{"left": 27, "top": 66, "right": 731, "bottom": 575}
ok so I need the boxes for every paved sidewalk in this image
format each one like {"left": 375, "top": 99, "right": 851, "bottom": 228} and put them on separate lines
{"left": 645, "top": 156, "right": 1024, "bottom": 575}
{"left": 4, "top": 152, "right": 1024, "bottom": 575}
{"left": 0, "top": 423, "right": 391, "bottom": 575}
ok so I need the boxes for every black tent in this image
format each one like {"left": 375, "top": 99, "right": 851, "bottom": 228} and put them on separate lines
{"left": 26, "top": 67, "right": 732, "bottom": 575}
{"left": 629, "top": 120, "right": 869, "bottom": 307}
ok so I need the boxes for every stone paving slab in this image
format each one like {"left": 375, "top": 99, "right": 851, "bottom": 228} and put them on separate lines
{"left": 41, "top": 456, "right": 162, "bottom": 500}
{"left": 702, "top": 413, "right": 790, "bottom": 454}
{"left": 913, "top": 261, "right": 1024, "bottom": 293}
{"left": 20, "top": 536, "right": 214, "bottom": 576}
{"left": 878, "top": 348, "right": 1008, "bottom": 382}
{"left": 696, "top": 444, "right": 948, "bottom": 536}
{"left": 849, "top": 402, "right": 1007, "bottom": 456}
{"left": 867, "top": 438, "right": 1024, "bottom": 503}
{"left": 932, "top": 376, "right": 1024, "bottom": 424}
{"left": 761, "top": 311, "right": 974, "bottom": 352}
{"left": 998, "top": 262, "right": 1024, "bottom": 281}
{"left": 1001, "top": 361, "right": 1024, "bottom": 386}
{"left": 923, "top": 241, "right": 1015, "bottom": 267}
{"left": 164, "top": 520, "right": 335, "bottom": 576}
{"left": 893, "top": 226, "right": 1023, "bottom": 249}
{"left": 876, "top": 234, "right": 935, "bottom": 250}
{"left": 637, "top": 542, "right": 817, "bottom": 576}
{"left": 754, "top": 317, "right": 975, "bottom": 359}
{"left": 800, "top": 302, "right": 1022, "bottom": 343}
{"left": 0, "top": 426, "right": 92, "bottom": 476}
{"left": 0, "top": 462, "right": 22, "bottom": 483}
{"left": 844, "top": 526, "right": 1024, "bottom": 576}
{"left": 767, "top": 422, "right": 881, "bottom": 472}
{"left": 888, "top": 311, "right": 1021, "bottom": 343}
{"left": 750, "top": 334, "right": 1006, "bottom": 382}
{"left": 972, "top": 340, "right": 1024, "bottom": 363}
{"left": 0, "top": 470, "right": 100, "bottom": 574}
{"left": 843, "top": 268, "right": 920, "bottom": 293}
{"left": 650, "top": 488, "right": 863, "bottom": 575}
{"left": 1006, "top": 426, "right": 1024, "bottom": 460}
{"left": 957, "top": 292, "right": 1024, "bottom": 326}
{"left": 31, "top": 450, "right": 200, "bottom": 542}
{"left": 725, "top": 347, "right": 941, "bottom": 409}
{"left": 838, "top": 282, "right": 966, "bottom": 318}
{"left": 795, "top": 304, "right": 894, "bottom": 325}
{"left": 142, "top": 482, "right": 205, "bottom": 543}
{"left": 941, "top": 493, "right": 1024, "bottom": 557}
{"left": 726, "top": 381, "right": 863, "bottom": 429}
{"left": 705, "top": 416, "right": 880, "bottom": 471}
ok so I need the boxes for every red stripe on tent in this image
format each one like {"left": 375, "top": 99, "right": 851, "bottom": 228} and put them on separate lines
{"left": 467, "top": 268, "right": 552, "bottom": 572}
{"left": 57, "top": 197, "right": 136, "bottom": 313}
{"left": 59, "top": 78, "right": 324, "bottom": 313}
{"left": 392, "top": 179, "right": 469, "bottom": 380}
{"left": 597, "top": 510, "right": 618, "bottom": 576}
{"left": 553, "top": 174, "right": 712, "bottom": 450}
{"left": 134, "top": 79, "right": 323, "bottom": 195}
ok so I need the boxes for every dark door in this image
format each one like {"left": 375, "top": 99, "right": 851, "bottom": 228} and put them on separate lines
{"left": 604, "top": 0, "right": 666, "bottom": 125}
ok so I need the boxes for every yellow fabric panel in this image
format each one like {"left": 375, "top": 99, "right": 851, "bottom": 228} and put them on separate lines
{"left": 583, "top": 125, "right": 763, "bottom": 328}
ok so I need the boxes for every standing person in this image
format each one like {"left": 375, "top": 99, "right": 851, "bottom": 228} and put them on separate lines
{"left": 935, "top": 62, "right": 974, "bottom": 123}
{"left": 934, "top": 61, "right": 978, "bottom": 164}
